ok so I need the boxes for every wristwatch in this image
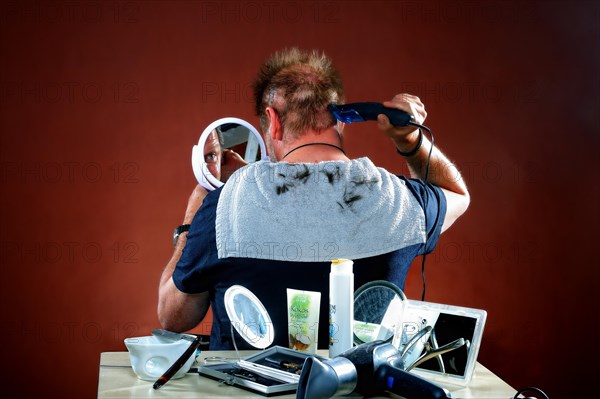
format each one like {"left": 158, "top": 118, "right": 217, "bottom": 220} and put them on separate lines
{"left": 173, "top": 224, "right": 191, "bottom": 247}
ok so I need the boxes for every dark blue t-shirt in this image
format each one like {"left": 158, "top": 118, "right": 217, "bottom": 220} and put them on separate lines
{"left": 173, "top": 176, "right": 446, "bottom": 350}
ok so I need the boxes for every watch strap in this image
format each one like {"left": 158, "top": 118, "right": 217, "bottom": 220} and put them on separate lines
{"left": 173, "top": 224, "right": 191, "bottom": 246}
{"left": 175, "top": 224, "right": 191, "bottom": 234}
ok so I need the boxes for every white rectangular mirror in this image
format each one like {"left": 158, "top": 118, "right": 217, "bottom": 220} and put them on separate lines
{"left": 397, "top": 300, "right": 487, "bottom": 386}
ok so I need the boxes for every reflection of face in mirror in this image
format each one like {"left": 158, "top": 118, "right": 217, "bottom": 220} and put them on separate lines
{"left": 204, "top": 129, "right": 223, "bottom": 181}
{"left": 211, "top": 123, "right": 259, "bottom": 182}
{"left": 353, "top": 281, "right": 406, "bottom": 345}
{"left": 193, "top": 119, "right": 268, "bottom": 191}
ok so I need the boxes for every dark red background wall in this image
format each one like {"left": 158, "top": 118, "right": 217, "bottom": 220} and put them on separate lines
{"left": 1, "top": 1, "right": 598, "bottom": 398}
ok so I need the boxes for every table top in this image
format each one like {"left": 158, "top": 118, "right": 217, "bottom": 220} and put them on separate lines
{"left": 98, "top": 350, "right": 516, "bottom": 399}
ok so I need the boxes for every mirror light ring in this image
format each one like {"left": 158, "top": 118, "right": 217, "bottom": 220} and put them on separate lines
{"left": 354, "top": 280, "right": 407, "bottom": 302}
{"left": 353, "top": 280, "right": 407, "bottom": 345}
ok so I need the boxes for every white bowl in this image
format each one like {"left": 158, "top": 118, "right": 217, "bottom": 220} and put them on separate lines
{"left": 124, "top": 335, "right": 196, "bottom": 381}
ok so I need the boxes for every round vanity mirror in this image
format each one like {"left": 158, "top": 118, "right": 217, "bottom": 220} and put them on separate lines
{"left": 353, "top": 280, "right": 407, "bottom": 345}
{"left": 192, "top": 117, "right": 269, "bottom": 191}
{"left": 224, "top": 285, "right": 274, "bottom": 349}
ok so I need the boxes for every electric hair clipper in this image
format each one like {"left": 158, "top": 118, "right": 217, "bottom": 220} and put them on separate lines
{"left": 328, "top": 102, "right": 415, "bottom": 127}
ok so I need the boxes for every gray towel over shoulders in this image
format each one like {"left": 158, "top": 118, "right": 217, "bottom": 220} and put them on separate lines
{"left": 215, "top": 157, "right": 426, "bottom": 262}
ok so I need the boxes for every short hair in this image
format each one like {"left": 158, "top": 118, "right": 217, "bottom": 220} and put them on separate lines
{"left": 252, "top": 48, "right": 345, "bottom": 139}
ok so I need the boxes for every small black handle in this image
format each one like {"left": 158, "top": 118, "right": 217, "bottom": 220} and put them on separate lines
{"left": 373, "top": 363, "right": 451, "bottom": 399}
{"left": 153, "top": 336, "right": 201, "bottom": 390}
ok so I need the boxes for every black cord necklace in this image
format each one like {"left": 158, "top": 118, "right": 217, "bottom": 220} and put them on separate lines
{"left": 281, "top": 142, "right": 346, "bottom": 160}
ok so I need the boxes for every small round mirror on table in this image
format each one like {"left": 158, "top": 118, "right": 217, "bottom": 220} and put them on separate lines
{"left": 224, "top": 285, "right": 274, "bottom": 349}
{"left": 192, "top": 117, "right": 268, "bottom": 191}
{"left": 353, "top": 280, "right": 407, "bottom": 345}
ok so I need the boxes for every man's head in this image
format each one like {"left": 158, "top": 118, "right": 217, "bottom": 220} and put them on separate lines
{"left": 252, "top": 48, "right": 345, "bottom": 143}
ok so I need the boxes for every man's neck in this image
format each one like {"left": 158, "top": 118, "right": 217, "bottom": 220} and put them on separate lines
{"left": 279, "top": 128, "right": 348, "bottom": 163}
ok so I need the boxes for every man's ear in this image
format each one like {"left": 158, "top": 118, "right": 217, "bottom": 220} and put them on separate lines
{"left": 265, "top": 107, "right": 283, "bottom": 141}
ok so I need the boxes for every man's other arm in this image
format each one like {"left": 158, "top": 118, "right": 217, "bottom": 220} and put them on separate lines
{"left": 157, "top": 185, "right": 211, "bottom": 332}
{"left": 378, "top": 94, "right": 470, "bottom": 232}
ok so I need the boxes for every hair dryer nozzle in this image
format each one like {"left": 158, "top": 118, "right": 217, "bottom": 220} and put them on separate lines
{"left": 296, "top": 357, "right": 357, "bottom": 399}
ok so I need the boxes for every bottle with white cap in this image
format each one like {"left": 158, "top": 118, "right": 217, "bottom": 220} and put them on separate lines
{"left": 329, "top": 258, "right": 354, "bottom": 357}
